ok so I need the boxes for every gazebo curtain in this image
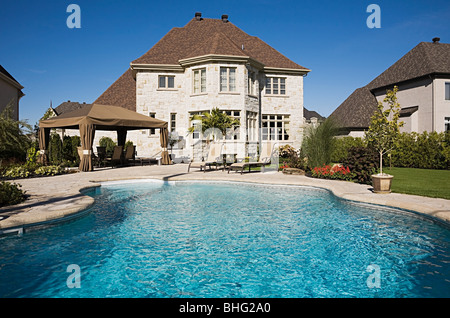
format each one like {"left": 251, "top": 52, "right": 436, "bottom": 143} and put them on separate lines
{"left": 79, "top": 124, "right": 95, "bottom": 172}
{"left": 160, "top": 127, "right": 171, "bottom": 165}
{"left": 37, "top": 127, "right": 50, "bottom": 165}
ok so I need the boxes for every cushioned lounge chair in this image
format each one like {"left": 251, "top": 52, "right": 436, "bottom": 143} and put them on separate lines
{"left": 124, "top": 145, "right": 136, "bottom": 166}
{"left": 105, "top": 145, "right": 123, "bottom": 168}
{"left": 227, "top": 142, "right": 275, "bottom": 174}
{"left": 188, "top": 143, "right": 223, "bottom": 173}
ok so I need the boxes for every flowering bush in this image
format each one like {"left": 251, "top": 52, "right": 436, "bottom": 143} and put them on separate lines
{"left": 311, "top": 164, "right": 354, "bottom": 181}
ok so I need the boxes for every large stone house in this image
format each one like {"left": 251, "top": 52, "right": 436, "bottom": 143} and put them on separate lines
{"left": 0, "top": 65, "right": 24, "bottom": 121}
{"left": 94, "top": 13, "right": 310, "bottom": 160}
{"left": 331, "top": 38, "right": 450, "bottom": 137}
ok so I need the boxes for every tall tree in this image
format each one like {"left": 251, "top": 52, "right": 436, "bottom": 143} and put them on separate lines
{"left": 365, "top": 86, "right": 404, "bottom": 175}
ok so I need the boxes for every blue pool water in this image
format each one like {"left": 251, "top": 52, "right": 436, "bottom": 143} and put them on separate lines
{"left": 0, "top": 180, "right": 449, "bottom": 298}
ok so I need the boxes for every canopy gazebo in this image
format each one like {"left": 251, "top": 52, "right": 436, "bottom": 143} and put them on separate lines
{"left": 38, "top": 103, "right": 170, "bottom": 171}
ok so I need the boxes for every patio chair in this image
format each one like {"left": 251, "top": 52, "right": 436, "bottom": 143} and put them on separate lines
{"left": 124, "top": 145, "right": 136, "bottom": 166}
{"left": 96, "top": 146, "right": 107, "bottom": 167}
{"left": 188, "top": 143, "right": 223, "bottom": 173}
{"left": 227, "top": 142, "right": 276, "bottom": 174}
{"left": 105, "top": 145, "right": 123, "bottom": 168}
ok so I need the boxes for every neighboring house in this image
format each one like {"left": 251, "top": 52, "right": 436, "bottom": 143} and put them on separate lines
{"left": 53, "top": 100, "right": 88, "bottom": 116}
{"left": 0, "top": 65, "right": 24, "bottom": 120}
{"left": 331, "top": 38, "right": 450, "bottom": 137}
{"left": 94, "top": 13, "right": 310, "bottom": 159}
{"left": 303, "top": 107, "right": 325, "bottom": 129}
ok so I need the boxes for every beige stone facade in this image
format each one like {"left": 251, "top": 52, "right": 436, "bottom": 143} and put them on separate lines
{"left": 130, "top": 60, "right": 307, "bottom": 160}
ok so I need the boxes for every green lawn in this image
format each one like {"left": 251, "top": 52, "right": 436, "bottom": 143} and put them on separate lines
{"left": 386, "top": 167, "right": 450, "bottom": 200}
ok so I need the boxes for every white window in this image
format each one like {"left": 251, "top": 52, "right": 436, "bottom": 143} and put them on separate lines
{"left": 445, "top": 117, "right": 450, "bottom": 132}
{"left": 246, "top": 111, "right": 258, "bottom": 141}
{"left": 248, "top": 71, "right": 256, "bottom": 95}
{"left": 220, "top": 67, "right": 236, "bottom": 92}
{"left": 158, "top": 75, "right": 175, "bottom": 89}
{"left": 224, "top": 110, "right": 241, "bottom": 140}
{"left": 170, "top": 113, "right": 176, "bottom": 132}
{"left": 445, "top": 82, "right": 450, "bottom": 100}
{"left": 265, "top": 77, "right": 286, "bottom": 95}
{"left": 193, "top": 68, "right": 206, "bottom": 94}
{"left": 262, "top": 115, "right": 290, "bottom": 141}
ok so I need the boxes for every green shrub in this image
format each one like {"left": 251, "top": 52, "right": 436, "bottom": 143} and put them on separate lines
{"left": 48, "top": 133, "right": 63, "bottom": 165}
{"left": 26, "top": 142, "right": 39, "bottom": 165}
{"left": 279, "top": 145, "right": 307, "bottom": 170}
{"left": 341, "top": 146, "right": 379, "bottom": 184}
{"left": 0, "top": 181, "right": 26, "bottom": 207}
{"left": 3, "top": 165, "right": 32, "bottom": 179}
{"left": 99, "top": 136, "right": 117, "bottom": 157}
{"left": 34, "top": 165, "right": 63, "bottom": 176}
{"left": 391, "top": 131, "right": 450, "bottom": 169}
{"left": 331, "top": 137, "right": 365, "bottom": 163}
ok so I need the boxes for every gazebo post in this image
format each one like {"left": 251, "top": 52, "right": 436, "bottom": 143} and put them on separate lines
{"left": 117, "top": 128, "right": 127, "bottom": 146}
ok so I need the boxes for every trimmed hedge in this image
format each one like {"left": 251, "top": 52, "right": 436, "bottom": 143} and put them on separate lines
{"left": 391, "top": 132, "right": 450, "bottom": 170}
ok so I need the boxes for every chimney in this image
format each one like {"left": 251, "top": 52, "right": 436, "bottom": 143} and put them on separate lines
{"left": 432, "top": 37, "right": 440, "bottom": 44}
{"left": 221, "top": 14, "right": 228, "bottom": 23}
{"left": 195, "top": 12, "right": 202, "bottom": 21}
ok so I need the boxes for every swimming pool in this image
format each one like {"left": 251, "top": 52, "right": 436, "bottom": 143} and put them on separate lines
{"left": 0, "top": 180, "right": 449, "bottom": 297}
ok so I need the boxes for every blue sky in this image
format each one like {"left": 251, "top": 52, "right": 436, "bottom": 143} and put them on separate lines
{"left": 1, "top": 0, "right": 449, "bottom": 125}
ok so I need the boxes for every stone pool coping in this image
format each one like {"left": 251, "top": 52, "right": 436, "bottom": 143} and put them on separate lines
{"left": 1, "top": 164, "right": 449, "bottom": 235}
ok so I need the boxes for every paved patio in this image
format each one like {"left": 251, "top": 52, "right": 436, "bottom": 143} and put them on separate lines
{"left": 1, "top": 164, "right": 449, "bottom": 234}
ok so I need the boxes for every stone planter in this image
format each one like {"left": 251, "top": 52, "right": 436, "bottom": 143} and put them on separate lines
{"left": 371, "top": 174, "right": 394, "bottom": 194}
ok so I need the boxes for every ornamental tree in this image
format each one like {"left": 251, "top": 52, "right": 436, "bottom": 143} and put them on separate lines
{"left": 365, "top": 86, "right": 404, "bottom": 175}
{"left": 188, "top": 108, "right": 240, "bottom": 141}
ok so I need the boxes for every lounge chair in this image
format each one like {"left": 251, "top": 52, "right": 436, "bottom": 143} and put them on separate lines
{"left": 188, "top": 143, "right": 223, "bottom": 173}
{"left": 105, "top": 145, "right": 123, "bottom": 168}
{"left": 227, "top": 142, "right": 276, "bottom": 174}
{"left": 124, "top": 145, "right": 136, "bottom": 166}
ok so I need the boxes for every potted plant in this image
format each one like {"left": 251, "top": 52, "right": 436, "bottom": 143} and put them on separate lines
{"left": 365, "top": 86, "right": 404, "bottom": 193}
{"left": 168, "top": 131, "right": 179, "bottom": 161}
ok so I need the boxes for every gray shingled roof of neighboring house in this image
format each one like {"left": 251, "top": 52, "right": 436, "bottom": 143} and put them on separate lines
{"left": 94, "top": 14, "right": 310, "bottom": 111}
{"left": 331, "top": 40, "right": 450, "bottom": 130}
{"left": 303, "top": 107, "right": 325, "bottom": 121}
{"left": 54, "top": 101, "right": 89, "bottom": 116}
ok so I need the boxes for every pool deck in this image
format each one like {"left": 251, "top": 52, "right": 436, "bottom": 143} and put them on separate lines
{"left": 1, "top": 164, "right": 449, "bottom": 234}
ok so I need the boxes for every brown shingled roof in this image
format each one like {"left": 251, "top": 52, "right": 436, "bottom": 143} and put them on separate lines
{"left": 94, "top": 15, "right": 309, "bottom": 112}
{"left": 330, "top": 86, "right": 379, "bottom": 129}
{"left": 94, "top": 69, "right": 136, "bottom": 111}
{"left": 132, "top": 17, "right": 308, "bottom": 70}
